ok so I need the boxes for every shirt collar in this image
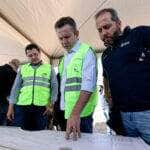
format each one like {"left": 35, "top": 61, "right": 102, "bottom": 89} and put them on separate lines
{"left": 29, "top": 60, "right": 43, "bottom": 66}
{"left": 106, "top": 26, "right": 131, "bottom": 48}
{"left": 68, "top": 40, "right": 81, "bottom": 53}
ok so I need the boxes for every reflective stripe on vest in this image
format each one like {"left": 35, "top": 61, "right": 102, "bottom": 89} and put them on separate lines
{"left": 22, "top": 76, "right": 50, "bottom": 88}
{"left": 65, "top": 85, "right": 81, "bottom": 91}
{"left": 23, "top": 76, "right": 50, "bottom": 82}
{"left": 66, "top": 77, "right": 82, "bottom": 84}
{"left": 65, "top": 77, "right": 82, "bottom": 91}
{"left": 22, "top": 81, "right": 50, "bottom": 88}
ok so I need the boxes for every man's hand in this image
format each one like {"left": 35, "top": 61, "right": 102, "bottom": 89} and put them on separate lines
{"left": 43, "top": 102, "right": 54, "bottom": 116}
{"left": 65, "top": 114, "right": 81, "bottom": 141}
{"left": 65, "top": 91, "right": 91, "bottom": 141}
{"left": 7, "top": 104, "right": 14, "bottom": 121}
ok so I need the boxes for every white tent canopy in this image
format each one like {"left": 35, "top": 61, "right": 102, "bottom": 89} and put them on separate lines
{"left": 0, "top": 17, "right": 29, "bottom": 64}
{"left": 0, "top": 0, "right": 150, "bottom": 64}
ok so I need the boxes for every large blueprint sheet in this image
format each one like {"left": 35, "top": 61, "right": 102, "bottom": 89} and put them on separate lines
{"left": 0, "top": 127, "right": 149, "bottom": 150}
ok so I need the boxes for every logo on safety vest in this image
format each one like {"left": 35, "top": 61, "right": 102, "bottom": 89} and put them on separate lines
{"left": 74, "top": 66, "right": 78, "bottom": 72}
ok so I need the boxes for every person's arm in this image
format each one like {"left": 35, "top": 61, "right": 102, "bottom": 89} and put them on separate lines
{"left": 101, "top": 50, "right": 112, "bottom": 108}
{"left": 50, "top": 67, "right": 58, "bottom": 103}
{"left": 138, "top": 26, "right": 150, "bottom": 47}
{"left": 103, "top": 77, "right": 112, "bottom": 108}
{"left": 7, "top": 69, "right": 22, "bottom": 121}
{"left": 43, "top": 67, "right": 58, "bottom": 115}
{"left": 101, "top": 52, "right": 112, "bottom": 108}
{"left": 66, "top": 48, "right": 97, "bottom": 140}
{"left": 8, "top": 69, "right": 22, "bottom": 104}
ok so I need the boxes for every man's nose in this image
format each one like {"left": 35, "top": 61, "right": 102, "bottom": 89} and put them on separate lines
{"left": 62, "top": 38, "right": 68, "bottom": 44}
{"left": 32, "top": 55, "right": 36, "bottom": 59}
{"left": 102, "top": 29, "right": 108, "bottom": 36}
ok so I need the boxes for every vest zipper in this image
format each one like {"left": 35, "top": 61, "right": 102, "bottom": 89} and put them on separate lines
{"left": 32, "top": 68, "right": 37, "bottom": 104}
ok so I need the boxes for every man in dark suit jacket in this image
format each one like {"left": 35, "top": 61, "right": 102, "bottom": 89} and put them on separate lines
{"left": 0, "top": 59, "right": 20, "bottom": 125}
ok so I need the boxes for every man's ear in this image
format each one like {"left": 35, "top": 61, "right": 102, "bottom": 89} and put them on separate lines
{"left": 75, "top": 30, "right": 79, "bottom": 38}
{"left": 117, "top": 20, "right": 121, "bottom": 28}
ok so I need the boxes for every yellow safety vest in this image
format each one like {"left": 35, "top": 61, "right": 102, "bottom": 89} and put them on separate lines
{"left": 17, "top": 63, "right": 51, "bottom": 106}
{"left": 59, "top": 43, "right": 98, "bottom": 119}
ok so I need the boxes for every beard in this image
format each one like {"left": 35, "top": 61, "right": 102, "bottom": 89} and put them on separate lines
{"left": 104, "top": 30, "right": 121, "bottom": 47}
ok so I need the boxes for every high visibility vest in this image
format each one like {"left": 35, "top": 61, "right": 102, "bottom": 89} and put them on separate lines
{"left": 59, "top": 43, "right": 98, "bottom": 119}
{"left": 17, "top": 63, "right": 51, "bottom": 106}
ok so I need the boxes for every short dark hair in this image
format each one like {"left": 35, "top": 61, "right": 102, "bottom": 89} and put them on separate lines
{"left": 95, "top": 8, "right": 120, "bottom": 22}
{"left": 25, "top": 43, "right": 40, "bottom": 54}
{"left": 54, "top": 16, "right": 77, "bottom": 32}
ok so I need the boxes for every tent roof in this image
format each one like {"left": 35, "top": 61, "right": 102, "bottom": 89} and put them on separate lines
{"left": 0, "top": 0, "right": 150, "bottom": 59}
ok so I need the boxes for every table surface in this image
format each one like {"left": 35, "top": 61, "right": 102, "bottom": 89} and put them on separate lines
{"left": 0, "top": 127, "right": 149, "bottom": 150}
